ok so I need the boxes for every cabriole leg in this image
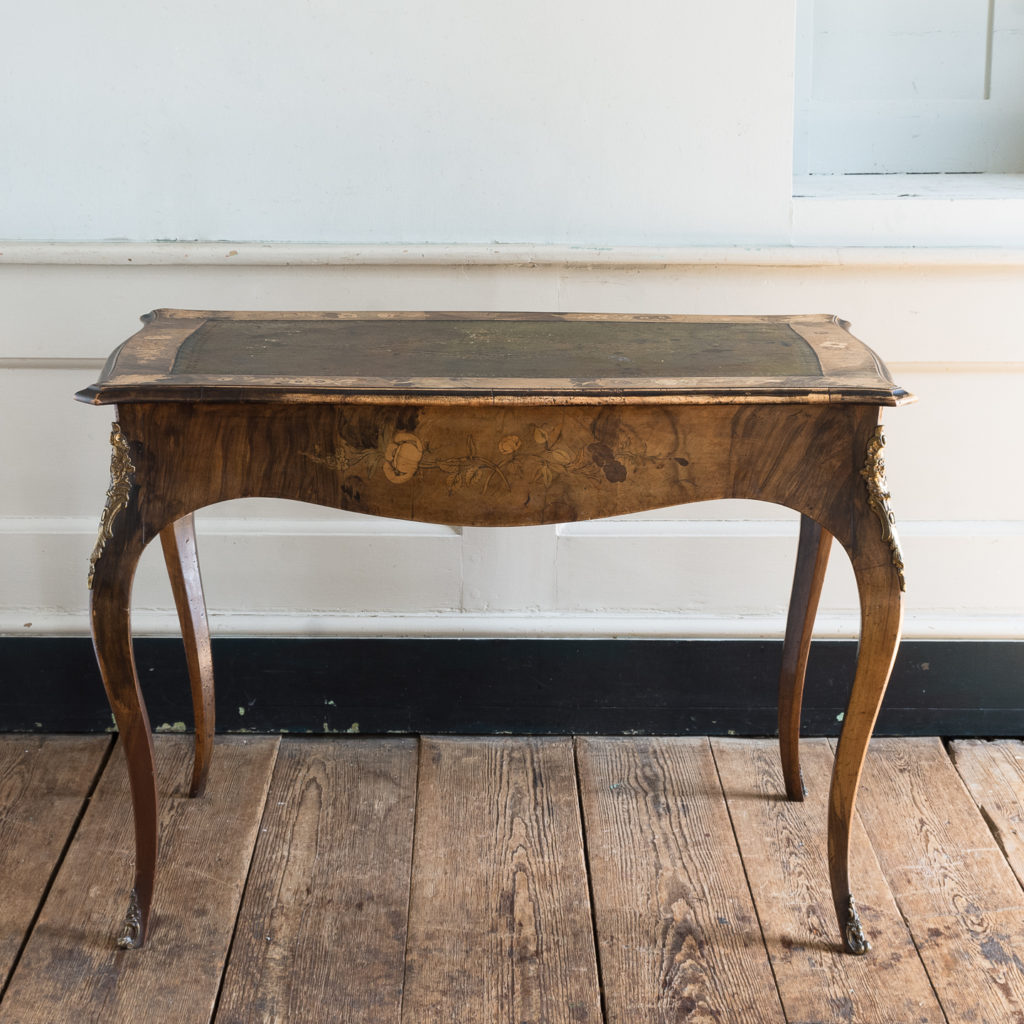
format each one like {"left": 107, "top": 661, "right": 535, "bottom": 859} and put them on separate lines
{"left": 88, "top": 422, "right": 157, "bottom": 949}
{"left": 778, "top": 515, "right": 832, "bottom": 801}
{"left": 828, "top": 424, "right": 906, "bottom": 954}
{"left": 160, "top": 513, "right": 215, "bottom": 797}
{"left": 827, "top": 559, "right": 902, "bottom": 954}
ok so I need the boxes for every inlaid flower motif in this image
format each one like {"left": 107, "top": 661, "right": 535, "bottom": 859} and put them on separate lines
{"left": 382, "top": 431, "right": 423, "bottom": 484}
{"left": 304, "top": 411, "right": 691, "bottom": 499}
{"left": 587, "top": 442, "right": 627, "bottom": 483}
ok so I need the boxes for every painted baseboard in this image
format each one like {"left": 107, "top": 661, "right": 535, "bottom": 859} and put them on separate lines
{"left": 1, "top": 638, "right": 1021, "bottom": 737}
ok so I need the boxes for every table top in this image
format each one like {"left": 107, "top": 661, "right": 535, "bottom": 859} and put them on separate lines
{"left": 76, "top": 309, "right": 913, "bottom": 407}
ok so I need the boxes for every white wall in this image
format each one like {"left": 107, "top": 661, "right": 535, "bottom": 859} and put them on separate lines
{"left": 1, "top": 0, "right": 794, "bottom": 245}
{"left": 2, "top": 2, "right": 1021, "bottom": 641}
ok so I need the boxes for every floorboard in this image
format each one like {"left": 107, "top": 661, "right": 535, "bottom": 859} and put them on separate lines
{"left": 400, "top": 736, "right": 602, "bottom": 1024}
{"left": 712, "top": 737, "right": 944, "bottom": 1024}
{"left": 0, "top": 735, "right": 279, "bottom": 1024}
{"left": 215, "top": 737, "right": 417, "bottom": 1024}
{"left": 949, "top": 738, "right": 1024, "bottom": 892}
{"left": 578, "top": 736, "right": 785, "bottom": 1024}
{"left": 5, "top": 734, "right": 1024, "bottom": 1023}
{"left": 852, "top": 736, "right": 1024, "bottom": 1024}
{"left": 0, "top": 735, "right": 110, "bottom": 993}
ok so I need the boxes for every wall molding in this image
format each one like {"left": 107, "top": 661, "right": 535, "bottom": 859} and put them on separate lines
{"left": 3, "top": 241, "right": 1024, "bottom": 268}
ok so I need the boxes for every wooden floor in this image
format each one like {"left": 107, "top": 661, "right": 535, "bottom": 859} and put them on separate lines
{"left": 2, "top": 737, "right": 1024, "bottom": 1022}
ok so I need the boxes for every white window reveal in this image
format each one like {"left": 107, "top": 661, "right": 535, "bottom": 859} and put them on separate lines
{"left": 795, "top": 0, "right": 1024, "bottom": 175}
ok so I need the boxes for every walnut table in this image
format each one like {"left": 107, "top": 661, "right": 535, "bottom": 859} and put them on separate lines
{"left": 77, "top": 309, "right": 913, "bottom": 953}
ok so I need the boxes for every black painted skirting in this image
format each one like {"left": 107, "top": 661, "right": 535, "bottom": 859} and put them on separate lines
{"left": 2, "top": 638, "right": 1022, "bottom": 736}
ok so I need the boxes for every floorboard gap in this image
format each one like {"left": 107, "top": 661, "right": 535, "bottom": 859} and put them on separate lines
{"left": 708, "top": 737, "right": 789, "bottom": 1023}
{"left": 209, "top": 738, "right": 283, "bottom": 1023}
{"left": 572, "top": 736, "right": 609, "bottom": 1024}
{"left": 395, "top": 736, "right": 422, "bottom": 1024}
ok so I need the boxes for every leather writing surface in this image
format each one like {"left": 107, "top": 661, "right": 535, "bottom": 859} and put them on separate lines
{"left": 172, "top": 319, "right": 822, "bottom": 383}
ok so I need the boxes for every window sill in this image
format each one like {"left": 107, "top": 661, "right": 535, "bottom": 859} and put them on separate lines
{"left": 792, "top": 173, "right": 1024, "bottom": 246}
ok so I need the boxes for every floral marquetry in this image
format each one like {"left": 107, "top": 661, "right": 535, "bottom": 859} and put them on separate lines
{"left": 303, "top": 405, "right": 695, "bottom": 522}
